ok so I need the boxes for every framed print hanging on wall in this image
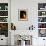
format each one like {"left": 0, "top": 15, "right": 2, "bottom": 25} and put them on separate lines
{"left": 18, "top": 9, "right": 28, "bottom": 21}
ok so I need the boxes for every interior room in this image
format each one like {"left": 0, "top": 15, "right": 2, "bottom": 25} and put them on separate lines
{"left": 0, "top": 0, "right": 46, "bottom": 46}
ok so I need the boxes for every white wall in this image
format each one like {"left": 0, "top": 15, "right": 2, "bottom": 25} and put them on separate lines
{"left": 11, "top": 0, "right": 46, "bottom": 46}
{"left": 11, "top": 0, "right": 38, "bottom": 30}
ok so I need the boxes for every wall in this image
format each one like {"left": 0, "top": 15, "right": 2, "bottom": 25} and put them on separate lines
{"left": 11, "top": 0, "right": 38, "bottom": 30}
{"left": 11, "top": 0, "right": 38, "bottom": 45}
{"left": 11, "top": 0, "right": 46, "bottom": 46}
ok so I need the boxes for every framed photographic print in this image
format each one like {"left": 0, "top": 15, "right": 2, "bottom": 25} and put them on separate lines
{"left": 18, "top": 9, "right": 28, "bottom": 21}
